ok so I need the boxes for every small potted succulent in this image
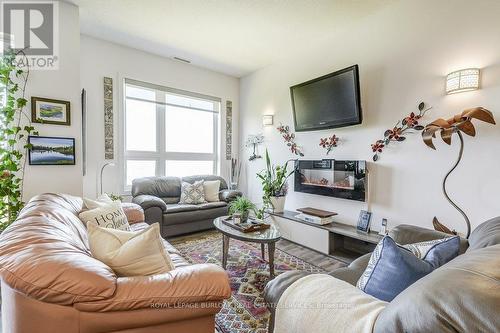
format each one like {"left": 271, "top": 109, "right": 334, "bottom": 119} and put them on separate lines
{"left": 228, "top": 196, "right": 256, "bottom": 223}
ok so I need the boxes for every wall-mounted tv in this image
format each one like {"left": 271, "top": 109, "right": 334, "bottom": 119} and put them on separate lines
{"left": 290, "top": 65, "right": 362, "bottom": 132}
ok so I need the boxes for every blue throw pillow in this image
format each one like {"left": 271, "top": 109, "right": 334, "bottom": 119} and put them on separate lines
{"left": 357, "top": 235, "right": 460, "bottom": 302}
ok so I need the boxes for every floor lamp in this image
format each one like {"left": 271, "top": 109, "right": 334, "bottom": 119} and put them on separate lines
{"left": 100, "top": 162, "right": 115, "bottom": 195}
{"left": 422, "top": 107, "right": 495, "bottom": 238}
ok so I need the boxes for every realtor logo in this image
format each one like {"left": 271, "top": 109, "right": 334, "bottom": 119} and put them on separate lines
{"left": 1, "top": 1, "right": 59, "bottom": 69}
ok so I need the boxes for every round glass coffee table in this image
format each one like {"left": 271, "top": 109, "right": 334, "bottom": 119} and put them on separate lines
{"left": 213, "top": 216, "right": 281, "bottom": 278}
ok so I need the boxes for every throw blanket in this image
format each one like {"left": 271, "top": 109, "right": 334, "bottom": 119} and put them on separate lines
{"left": 275, "top": 274, "right": 387, "bottom": 333}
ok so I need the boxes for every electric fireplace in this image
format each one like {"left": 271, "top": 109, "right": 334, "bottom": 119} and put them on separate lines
{"left": 294, "top": 159, "right": 367, "bottom": 202}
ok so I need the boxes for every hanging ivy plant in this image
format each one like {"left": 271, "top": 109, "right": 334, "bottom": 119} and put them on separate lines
{"left": 0, "top": 50, "right": 37, "bottom": 230}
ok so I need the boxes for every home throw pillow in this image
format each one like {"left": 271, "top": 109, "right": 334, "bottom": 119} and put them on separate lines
{"left": 79, "top": 202, "right": 131, "bottom": 231}
{"left": 87, "top": 222, "right": 173, "bottom": 277}
{"left": 203, "top": 180, "right": 221, "bottom": 202}
{"left": 357, "top": 235, "right": 460, "bottom": 302}
{"left": 179, "top": 180, "right": 207, "bottom": 204}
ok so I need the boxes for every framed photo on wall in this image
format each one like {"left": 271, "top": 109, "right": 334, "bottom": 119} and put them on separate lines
{"left": 31, "top": 97, "right": 71, "bottom": 126}
{"left": 357, "top": 210, "right": 372, "bottom": 233}
{"left": 28, "top": 136, "right": 76, "bottom": 165}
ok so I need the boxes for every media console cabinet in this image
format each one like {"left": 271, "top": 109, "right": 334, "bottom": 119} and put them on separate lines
{"left": 269, "top": 210, "right": 383, "bottom": 263}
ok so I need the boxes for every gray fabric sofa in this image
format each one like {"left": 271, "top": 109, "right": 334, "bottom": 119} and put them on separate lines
{"left": 132, "top": 175, "right": 241, "bottom": 238}
{"left": 264, "top": 217, "right": 500, "bottom": 333}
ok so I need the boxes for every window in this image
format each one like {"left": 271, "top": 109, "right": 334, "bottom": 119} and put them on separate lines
{"left": 122, "top": 79, "right": 220, "bottom": 190}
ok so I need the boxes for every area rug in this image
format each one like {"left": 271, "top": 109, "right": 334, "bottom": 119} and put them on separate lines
{"left": 170, "top": 230, "right": 343, "bottom": 333}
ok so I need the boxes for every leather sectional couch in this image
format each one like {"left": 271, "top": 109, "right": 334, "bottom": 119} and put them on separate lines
{"left": 132, "top": 175, "right": 241, "bottom": 238}
{"left": 264, "top": 219, "right": 500, "bottom": 333}
{"left": 0, "top": 193, "right": 231, "bottom": 333}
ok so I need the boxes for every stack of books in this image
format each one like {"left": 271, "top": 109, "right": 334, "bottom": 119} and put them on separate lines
{"left": 295, "top": 207, "right": 338, "bottom": 225}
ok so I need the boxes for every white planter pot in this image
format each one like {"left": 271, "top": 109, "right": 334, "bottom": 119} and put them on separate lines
{"left": 270, "top": 196, "right": 286, "bottom": 213}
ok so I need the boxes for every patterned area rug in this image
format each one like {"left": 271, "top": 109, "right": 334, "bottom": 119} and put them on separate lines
{"left": 170, "top": 231, "right": 339, "bottom": 333}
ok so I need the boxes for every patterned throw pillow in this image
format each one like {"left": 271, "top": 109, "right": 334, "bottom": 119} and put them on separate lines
{"left": 357, "top": 235, "right": 460, "bottom": 302}
{"left": 179, "top": 180, "right": 207, "bottom": 204}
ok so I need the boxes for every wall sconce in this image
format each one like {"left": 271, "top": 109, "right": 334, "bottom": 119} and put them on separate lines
{"left": 263, "top": 115, "right": 274, "bottom": 126}
{"left": 445, "top": 68, "right": 480, "bottom": 94}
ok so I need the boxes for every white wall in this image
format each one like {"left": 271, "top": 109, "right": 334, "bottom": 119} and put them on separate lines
{"left": 239, "top": 0, "right": 500, "bottom": 234}
{"left": 23, "top": 1, "right": 82, "bottom": 200}
{"left": 80, "top": 36, "right": 239, "bottom": 198}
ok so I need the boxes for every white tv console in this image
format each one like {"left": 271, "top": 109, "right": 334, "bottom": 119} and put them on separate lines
{"left": 269, "top": 210, "right": 383, "bottom": 264}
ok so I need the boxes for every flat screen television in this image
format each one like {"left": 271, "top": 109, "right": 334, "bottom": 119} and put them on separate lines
{"left": 290, "top": 65, "right": 362, "bottom": 132}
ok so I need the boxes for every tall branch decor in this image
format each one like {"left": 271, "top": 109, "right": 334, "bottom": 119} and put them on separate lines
{"left": 422, "top": 107, "right": 496, "bottom": 238}
{"left": 371, "top": 102, "right": 432, "bottom": 161}
{"left": 0, "top": 50, "right": 37, "bottom": 229}
{"left": 277, "top": 124, "right": 304, "bottom": 156}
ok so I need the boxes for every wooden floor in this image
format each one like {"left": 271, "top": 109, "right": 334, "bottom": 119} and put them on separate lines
{"left": 276, "top": 238, "right": 346, "bottom": 273}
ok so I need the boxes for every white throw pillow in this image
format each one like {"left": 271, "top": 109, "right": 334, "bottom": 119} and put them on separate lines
{"left": 79, "top": 202, "right": 131, "bottom": 231}
{"left": 203, "top": 180, "right": 221, "bottom": 202}
{"left": 87, "top": 222, "right": 174, "bottom": 277}
{"left": 179, "top": 180, "right": 207, "bottom": 204}
{"left": 83, "top": 193, "right": 114, "bottom": 209}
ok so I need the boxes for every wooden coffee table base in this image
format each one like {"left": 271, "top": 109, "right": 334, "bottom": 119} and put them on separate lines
{"left": 222, "top": 234, "right": 277, "bottom": 278}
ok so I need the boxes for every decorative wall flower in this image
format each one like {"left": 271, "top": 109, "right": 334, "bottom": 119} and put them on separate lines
{"left": 277, "top": 124, "right": 304, "bottom": 156}
{"left": 371, "top": 102, "right": 431, "bottom": 161}
{"left": 319, "top": 134, "right": 339, "bottom": 154}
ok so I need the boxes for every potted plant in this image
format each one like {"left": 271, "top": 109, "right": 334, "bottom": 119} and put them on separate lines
{"left": 228, "top": 196, "right": 256, "bottom": 223}
{"left": 256, "top": 150, "right": 294, "bottom": 213}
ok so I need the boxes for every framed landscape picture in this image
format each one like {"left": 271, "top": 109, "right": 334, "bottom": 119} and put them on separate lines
{"left": 28, "top": 136, "right": 75, "bottom": 165}
{"left": 31, "top": 97, "right": 71, "bottom": 125}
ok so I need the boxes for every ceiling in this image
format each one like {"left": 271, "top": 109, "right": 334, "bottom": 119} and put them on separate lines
{"left": 68, "top": 0, "right": 394, "bottom": 77}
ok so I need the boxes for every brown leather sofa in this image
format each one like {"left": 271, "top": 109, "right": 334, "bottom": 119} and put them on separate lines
{"left": 264, "top": 219, "right": 500, "bottom": 333}
{"left": 0, "top": 193, "right": 231, "bottom": 333}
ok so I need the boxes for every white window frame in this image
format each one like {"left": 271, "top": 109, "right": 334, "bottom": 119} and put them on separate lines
{"left": 120, "top": 78, "right": 220, "bottom": 193}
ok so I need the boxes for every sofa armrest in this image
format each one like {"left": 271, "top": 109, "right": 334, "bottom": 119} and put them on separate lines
{"left": 73, "top": 263, "right": 231, "bottom": 312}
{"left": 121, "top": 202, "right": 144, "bottom": 224}
{"left": 390, "top": 224, "right": 468, "bottom": 254}
{"left": 330, "top": 253, "right": 371, "bottom": 286}
{"left": 264, "top": 271, "right": 312, "bottom": 333}
{"left": 219, "top": 189, "right": 242, "bottom": 203}
{"left": 132, "top": 195, "right": 167, "bottom": 212}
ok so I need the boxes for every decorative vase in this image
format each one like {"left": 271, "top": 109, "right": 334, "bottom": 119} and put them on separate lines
{"left": 240, "top": 211, "right": 249, "bottom": 223}
{"left": 270, "top": 196, "right": 286, "bottom": 213}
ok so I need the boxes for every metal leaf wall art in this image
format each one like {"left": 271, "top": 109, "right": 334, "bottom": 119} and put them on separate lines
{"left": 371, "top": 102, "right": 432, "bottom": 161}
{"left": 277, "top": 124, "right": 304, "bottom": 156}
{"left": 319, "top": 134, "right": 339, "bottom": 155}
{"left": 422, "top": 107, "right": 495, "bottom": 149}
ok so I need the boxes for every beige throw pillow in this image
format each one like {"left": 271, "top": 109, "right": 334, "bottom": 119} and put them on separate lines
{"left": 179, "top": 180, "right": 207, "bottom": 204}
{"left": 87, "top": 222, "right": 174, "bottom": 277}
{"left": 79, "top": 202, "right": 131, "bottom": 231}
{"left": 203, "top": 180, "right": 221, "bottom": 202}
{"left": 83, "top": 193, "right": 114, "bottom": 209}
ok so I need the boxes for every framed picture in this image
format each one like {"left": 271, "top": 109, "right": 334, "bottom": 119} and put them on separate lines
{"left": 31, "top": 97, "right": 71, "bottom": 125}
{"left": 28, "top": 136, "right": 75, "bottom": 165}
{"left": 357, "top": 210, "right": 372, "bottom": 233}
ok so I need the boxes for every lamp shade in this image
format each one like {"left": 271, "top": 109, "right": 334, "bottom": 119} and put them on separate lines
{"left": 445, "top": 68, "right": 480, "bottom": 94}
{"left": 263, "top": 115, "right": 274, "bottom": 126}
